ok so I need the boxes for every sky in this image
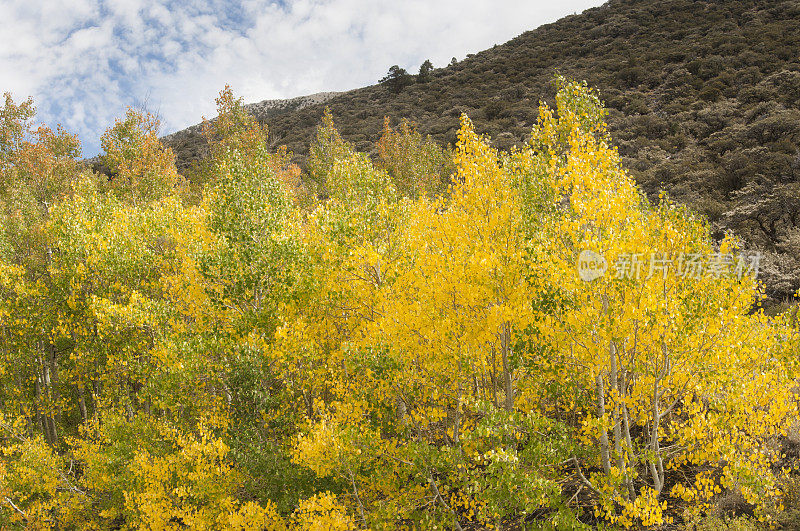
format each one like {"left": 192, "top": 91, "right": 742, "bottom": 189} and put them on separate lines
{"left": 0, "top": 0, "right": 606, "bottom": 156}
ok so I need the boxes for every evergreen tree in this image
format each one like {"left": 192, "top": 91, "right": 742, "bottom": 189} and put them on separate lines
{"left": 379, "top": 65, "right": 411, "bottom": 94}
{"left": 417, "top": 59, "right": 433, "bottom": 83}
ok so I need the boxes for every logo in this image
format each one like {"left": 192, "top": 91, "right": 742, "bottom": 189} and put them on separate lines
{"left": 577, "top": 250, "right": 607, "bottom": 282}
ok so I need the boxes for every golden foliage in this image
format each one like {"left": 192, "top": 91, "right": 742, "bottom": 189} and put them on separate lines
{"left": 0, "top": 81, "right": 798, "bottom": 529}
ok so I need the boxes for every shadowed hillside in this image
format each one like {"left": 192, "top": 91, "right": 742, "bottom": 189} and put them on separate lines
{"left": 164, "top": 0, "right": 800, "bottom": 301}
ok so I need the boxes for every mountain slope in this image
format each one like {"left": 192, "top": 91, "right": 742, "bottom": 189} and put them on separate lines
{"left": 164, "top": 0, "right": 800, "bottom": 300}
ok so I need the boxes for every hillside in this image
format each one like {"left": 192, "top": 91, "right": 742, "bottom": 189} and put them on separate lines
{"left": 163, "top": 0, "right": 800, "bottom": 301}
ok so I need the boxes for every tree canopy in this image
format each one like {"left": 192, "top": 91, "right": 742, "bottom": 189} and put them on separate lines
{"left": 0, "top": 79, "right": 799, "bottom": 529}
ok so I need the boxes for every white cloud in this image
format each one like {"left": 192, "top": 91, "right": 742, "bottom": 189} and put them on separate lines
{"left": 0, "top": 0, "right": 606, "bottom": 156}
